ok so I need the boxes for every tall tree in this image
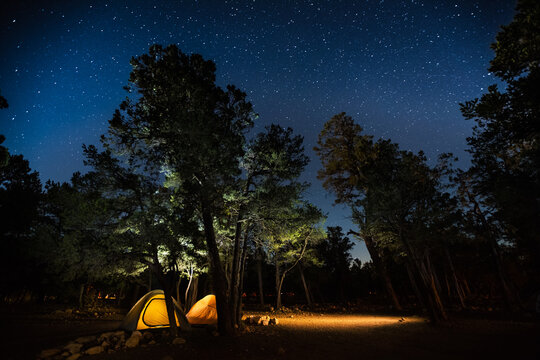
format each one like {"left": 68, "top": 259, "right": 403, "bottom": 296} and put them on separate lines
{"left": 103, "top": 44, "right": 254, "bottom": 335}
{"left": 314, "top": 113, "right": 402, "bottom": 311}
{"left": 460, "top": 0, "right": 540, "bottom": 279}
{"left": 315, "top": 113, "right": 450, "bottom": 321}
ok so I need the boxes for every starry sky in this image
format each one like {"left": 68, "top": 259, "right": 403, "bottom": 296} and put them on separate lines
{"left": 0, "top": 0, "right": 516, "bottom": 262}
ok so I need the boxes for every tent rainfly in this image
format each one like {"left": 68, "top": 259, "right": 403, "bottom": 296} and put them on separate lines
{"left": 186, "top": 294, "right": 218, "bottom": 325}
{"left": 120, "top": 290, "right": 191, "bottom": 331}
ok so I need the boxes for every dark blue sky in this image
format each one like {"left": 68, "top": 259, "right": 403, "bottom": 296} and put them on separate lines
{"left": 0, "top": 0, "right": 516, "bottom": 262}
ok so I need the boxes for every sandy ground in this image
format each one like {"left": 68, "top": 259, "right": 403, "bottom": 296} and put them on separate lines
{"left": 2, "top": 311, "right": 539, "bottom": 360}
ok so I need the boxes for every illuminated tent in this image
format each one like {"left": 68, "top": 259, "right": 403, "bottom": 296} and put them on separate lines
{"left": 186, "top": 294, "right": 218, "bottom": 325}
{"left": 120, "top": 290, "right": 191, "bottom": 331}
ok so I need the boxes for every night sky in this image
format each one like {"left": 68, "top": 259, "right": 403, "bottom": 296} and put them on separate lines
{"left": 0, "top": 0, "right": 516, "bottom": 262}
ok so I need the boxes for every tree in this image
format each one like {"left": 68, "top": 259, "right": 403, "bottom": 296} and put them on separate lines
{"left": 103, "top": 44, "right": 254, "bottom": 335}
{"left": 317, "top": 226, "right": 354, "bottom": 302}
{"left": 263, "top": 201, "right": 325, "bottom": 309}
{"left": 460, "top": 0, "right": 540, "bottom": 277}
{"left": 315, "top": 113, "right": 452, "bottom": 321}
{"left": 314, "top": 113, "right": 402, "bottom": 311}
{"left": 0, "top": 154, "right": 42, "bottom": 297}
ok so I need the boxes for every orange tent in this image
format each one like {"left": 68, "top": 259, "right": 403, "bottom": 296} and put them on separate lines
{"left": 186, "top": 294, "right": 218, "bottom": 325}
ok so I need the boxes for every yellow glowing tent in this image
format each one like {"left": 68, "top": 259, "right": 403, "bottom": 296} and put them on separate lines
{"left": 186, "top": 294, "right": 218, "bottom": 325}
{"left": 120, "top": 290, "right": 191, "bottom": 331}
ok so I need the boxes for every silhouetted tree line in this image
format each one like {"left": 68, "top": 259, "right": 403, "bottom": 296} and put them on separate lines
{"left": 0, "top": 0, "right": 538, "bottom": 334}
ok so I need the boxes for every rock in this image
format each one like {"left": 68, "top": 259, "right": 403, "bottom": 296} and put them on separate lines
{"left": 63, "top": 343, "right": 83, "bottom": 354}
{"left": 66, "top": 354, "right": 82, "bottom": 360}
{"left": 269, "top": 318, "right": 279, "bottom": 325}
{"left": 143, "top": 331, "right": 153, "bottom": 340}
{"left": 250, "top": 315, "right": 261, "bottom": 324}
{"left": 98, "top": 331, "right": 115, "bottom": 342}
{"left": 257, "top": 315, "right": 270, "bottom": 325}
{"left": 52, "top": 310, "right": 64, "bottom": 316}
{"left": 131, "top": 330, "right": 143, "bottom": 338}
{"left": 125, "top": 335, "right": 140, "bottom": 348}
{"left": 65, "top": 309, "right": 73, "bottom": 315}
{"left": 261, "top": 319, "right": 269, "bottom": 326}
{"left": 113, "top": 330, "right": 126, "bottom": 337}
{"left": 38, "top": 348, "right": 61, "bottom": 358}
{"left": 149, "top": 340, "right": 157, "bottom": 345}
{"left": 101, "top": 340, "right": 111, "bottom": 348}
{"left": 85, "top": 346, "right": 104, "bottom": 355}
{"left": 172, "top": 337, "right": 186, "bottom": 345}
{"left": 75, "top": 335, "right": 97, "bottom": 344}
{"left": 61, "top": 352, "right": 70, "bottom": 357}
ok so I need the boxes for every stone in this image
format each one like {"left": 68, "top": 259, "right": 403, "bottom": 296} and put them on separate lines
{"left": 63, "top": 343, "right": 83, "bottom": 354}
{"left": 101, "top": 340, "right": 111, "bottom": 348}
{"left": 251, "top": 315, "right": 261, "bottom": 324}
{"left": 65, "top": 309, "right": 73, "bottom": 315}
{"left": 85, "top": 346, "right": 104, "bottom": 355}
{"left": 131, "top": 330, "right": 143, "bottom": 338}
{"left": 149, "top": 340, "right": 157, "bottom": 345}
{"left": 257, "top": 315, "right": 270, "bottom": 325}
{"left": 98, "top": 331, "right": 115, "bottom": 342}
{"left": 261, "top": 319, "right": 269, "bottom": 326}
{"left": 113, "top": 330, "right": 126, "bottom": 337}
{"left": 125, "top": 335, "right": 141, "bottom": 348}
{"left": 38, "top": 348, "right": 61, "bottom": 358}
{"left": 61, "top": 352, "right": 70, "bottom": 357}
{"left": 66, "top": 354, "right": 82, "bottom": 360}
{"left": 75, "top": 335, "right": 97, "bottom": 344}
{"left": 172, "top": 337, "right": 186, "bottom": 345}
{"left": 269, "top": 318, "right": 279, "bottom": 325}
{"left": 143, "top": 331, "right": 153, "bottom": 340}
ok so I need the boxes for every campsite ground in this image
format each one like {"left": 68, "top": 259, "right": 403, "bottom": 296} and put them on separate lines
{"left": 2, "top": 307, "right": 539, "bottom": 360}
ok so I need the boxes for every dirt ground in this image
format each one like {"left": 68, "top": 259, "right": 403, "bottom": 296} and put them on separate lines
{"left": 2, "top": 310, "right": 539, "bottom": 360}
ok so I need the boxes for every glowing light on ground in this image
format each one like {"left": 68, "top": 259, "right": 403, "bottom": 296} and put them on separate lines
{"left": 275, "top": 314, "right": 424, "bottom": 330}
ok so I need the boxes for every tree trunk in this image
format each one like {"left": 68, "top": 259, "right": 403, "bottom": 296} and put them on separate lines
{"left": 186, "top": 277, "right": 198, "bottom": 311}
{"left": 176, "top": 276, "right": 182, "bottom": 310}
{"left": 275, "top": 260, "right": 282, "bottom": 309}
{"left": 257, "top": 249, "right": 265, "bottom": 306}
{"left": 401, "top": 233, "right": 447, "bottom": 322}
{"left": 357, "top": 233, "right": 402, "bottom": 311}
{"left": 151, "top": 254, "right": 179, "bottom": 338}
{"left": 298, "top": 262, "right": 313, "bottom": 308}
{"left": 444, "top": 246, "right": 466, "bottom": 309}
{"left": 406, "top": 262, "right": 426, "bottom": 310}
{"left": 201, "top": 198, "right": 234, "bottom": 335}
{"left": 468, "top": 193, "right": 520, "bottom": 311}
{"left": 229, "top": 210, "right": 244, "bottom": 326}
{"left": 236, "top": 227, "right": 250, "bottom": 324}
{"left": 78, "top": 283, "right": 86, "bottom": 309}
